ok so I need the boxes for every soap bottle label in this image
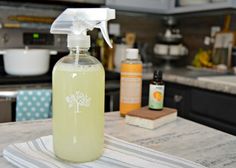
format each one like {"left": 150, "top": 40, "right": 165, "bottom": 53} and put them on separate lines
{"left": 120, "top": 76, "right": 142, "bottom": 103}
{"left": 120, "top": 63, "right": 142, "bottom": 116}
{"left": 148, "top": 84, "right": 164, "bottom": 110}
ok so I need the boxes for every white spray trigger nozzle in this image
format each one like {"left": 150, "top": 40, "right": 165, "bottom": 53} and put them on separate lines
{"left": 96, "top": 21, "right": 112, "bottom": 48}
{"left": 50, "top": 8, "right": 116, "bottom": 48}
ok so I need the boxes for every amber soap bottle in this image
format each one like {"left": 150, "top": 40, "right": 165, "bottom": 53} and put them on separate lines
{"left": 120, "top": 48, "right": 142, "bottom": 117}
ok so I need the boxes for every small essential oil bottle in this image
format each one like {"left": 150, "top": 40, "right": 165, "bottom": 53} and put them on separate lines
{"left": 148, "top": 70, "right": 165, "bottom": 111}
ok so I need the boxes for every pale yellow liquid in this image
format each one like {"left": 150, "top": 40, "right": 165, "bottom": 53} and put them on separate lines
{"left": 52, "top": 58, "right": 105, "bottom": 163}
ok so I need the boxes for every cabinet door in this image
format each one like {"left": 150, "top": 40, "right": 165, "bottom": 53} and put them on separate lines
{"left": 164, "top": 82, "right": 190, "bottom": 117}
{"left": 142, "top": 81, "right": 191, "bottom": 116}
{"left": 190, "top": 88, "right": 236, "bottom": 135}
{"left": 0, "top": 99, "right": 12, "bottom": 122}
{"left": 105, "top": 90, "right": 120, "bottom": 112}
{"left": 141, "top": 80, "right": 150, "bottom": 106}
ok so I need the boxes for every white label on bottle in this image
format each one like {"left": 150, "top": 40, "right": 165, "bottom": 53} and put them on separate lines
{"left": 148, "top": 84, "right": 164, "bottom": 109}
{"left": 120, "top": 77, "right": 142, "bottom": 104}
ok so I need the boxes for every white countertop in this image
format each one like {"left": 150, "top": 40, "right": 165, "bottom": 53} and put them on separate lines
{"left": 0, "top": 112, "right": 236, "bottom": 168}
{"left": 142, "top": 69, "right": 236, "bottom": 95}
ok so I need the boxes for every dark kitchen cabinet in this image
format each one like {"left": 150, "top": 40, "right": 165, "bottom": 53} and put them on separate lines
{"left": 163, "top": 82, "right": 236, "bottom": 135}
{"left": 141, "top": 80, "right": 150, "bottom": 107}
{"left": 105, "top": 78, "right": 236, "bottom": 135}
{"left": 0, "top": 98, "right": 13, "bottom": 122}
{"left": 164, "top": 82, "right": 191, "bottom": 118}
{"left": 142, "top": 81, "right": 191, "bottom": 117}
{"left": 190, "top": 88, "right": 236, "bottom": 135}
{"left": 105, "top": 90, "right": 120, "bottom": 112}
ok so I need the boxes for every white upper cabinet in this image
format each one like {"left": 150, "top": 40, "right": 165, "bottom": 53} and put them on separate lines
{"left": 105, "top": 0, "right": 175, "bottom": 13}
{"left": 171, "top": 0, "right": 236, "bottom": 14}
{"left": 105, "top": 0, "right": 236, "bottom": 14}
{"left": 51, "top": 0, "right": 105, "bottom": 5}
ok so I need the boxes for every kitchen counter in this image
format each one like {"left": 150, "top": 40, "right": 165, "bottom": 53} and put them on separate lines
{"left": 143, "top": 68, "right": 236, "bottom": 95}
{"left": 0, "top": 112, "right": 236, "bottom": 168}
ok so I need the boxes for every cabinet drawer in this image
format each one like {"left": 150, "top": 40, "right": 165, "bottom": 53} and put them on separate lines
{"left": 191, "top": 89, "right": 236, "bottom": 126}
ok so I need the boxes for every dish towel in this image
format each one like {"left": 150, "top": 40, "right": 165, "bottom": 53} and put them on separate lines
{"left": 16, "top": 89, "right": 52, "bottom": 121}
{"left": 3, "top": 134, "right": 206, "bottom": 168}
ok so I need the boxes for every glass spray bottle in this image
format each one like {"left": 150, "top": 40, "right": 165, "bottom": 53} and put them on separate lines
{"left": 50, "top": 8, "right": 115, "bottom": 163}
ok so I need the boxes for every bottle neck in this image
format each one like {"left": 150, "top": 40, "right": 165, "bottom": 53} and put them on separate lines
{"left": 154, "top": 77, "right": 162, "bottom": 82}
{"left": 153, "top": 71, "right": 163, "bottom": 83}
{"left": 69, "top": 47, "right": 89, "bottom": 56}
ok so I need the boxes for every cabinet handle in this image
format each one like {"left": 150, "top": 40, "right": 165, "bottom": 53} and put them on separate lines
{"left": 174, "top": 95, "right": 183, "bottom": 103}
{"left": 2, "top": 33, "right": 9, "bottom": 44}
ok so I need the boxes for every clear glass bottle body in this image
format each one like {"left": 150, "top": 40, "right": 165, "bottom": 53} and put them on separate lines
{"left": 52, "top": 48, "right": 105, "bottom": 162}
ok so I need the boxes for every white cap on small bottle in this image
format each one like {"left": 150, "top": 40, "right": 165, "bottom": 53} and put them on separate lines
{"left": 126, "top": 48, "right": 139, "bottom": 59}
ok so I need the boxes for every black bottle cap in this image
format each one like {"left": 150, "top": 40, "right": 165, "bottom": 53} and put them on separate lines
{"left": 153, "top": 70, "right": 162, "bottom": 81}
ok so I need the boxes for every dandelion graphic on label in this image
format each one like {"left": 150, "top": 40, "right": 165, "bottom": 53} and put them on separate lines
{"left": 65, "top": 91, "right": 91, "bottom": 113}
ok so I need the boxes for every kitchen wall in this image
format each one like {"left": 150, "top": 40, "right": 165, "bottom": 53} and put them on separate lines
{"left": 179, "top": 14, "right": 226, "bottom": 63}
{"left": 111, "top": 11, "right": 236, "bottom": 65}
{"left": 110, "top": 12, "right": 164, "bottom": 63}
{"left": 0, "top": 0, "right": 235, "bottom": 66}
{"left": 113, "top": 12, "right": 163, "bottom": 43}
{"left": 0, "top": 2, "right": 62, "bottom": 22}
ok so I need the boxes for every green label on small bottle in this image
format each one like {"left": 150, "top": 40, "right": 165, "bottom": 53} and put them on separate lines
{"left": 148, "top": 84, "right": 164, "bottom": 110}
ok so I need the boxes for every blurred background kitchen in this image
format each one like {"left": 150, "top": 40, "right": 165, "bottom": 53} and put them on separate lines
{"left": 0, "top": 0, "right": 236, "bottom": 135}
